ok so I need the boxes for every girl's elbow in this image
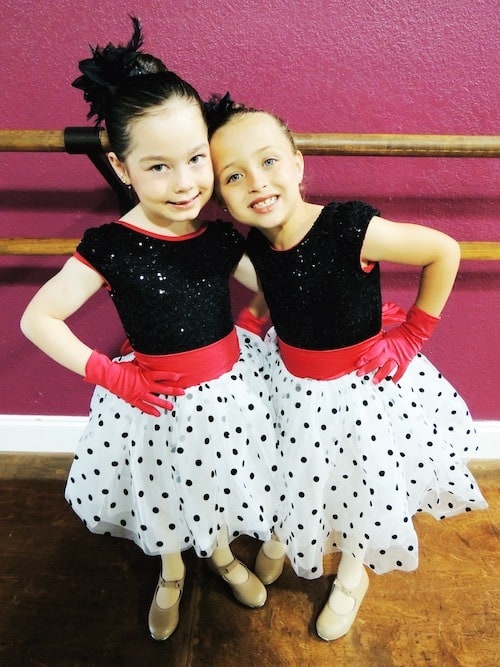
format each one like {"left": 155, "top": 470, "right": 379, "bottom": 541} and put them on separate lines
{"left": 449, "top": 237, "right": 461, "bottom": 269}
{"left": 450, "top": 236, "right": 461, "bottom": 258}
{"left": 437, "top": 235, "right": 461, "bottom": 268}
{"left": 20, "top": 307, "right": 40, "bottom": 342}
{"left": 19, "top": 310, "right": 33, "bottom": 340}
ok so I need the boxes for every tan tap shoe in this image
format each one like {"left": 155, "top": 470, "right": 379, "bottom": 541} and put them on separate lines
{"left": 316, "top": 567, "right": 369, "bottom": 641}
{"left": 209, "top": 557, "right": 267, "bottom": 608}
{"left": 255, "top": 545, "right": 286, "bottom": 585}
{"left": 148, "top": 571, "right": 185, "bottom": 641}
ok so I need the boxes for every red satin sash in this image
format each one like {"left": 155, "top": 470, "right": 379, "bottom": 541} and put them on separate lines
{"left": 277, "top": 301, "right": 406, "bottom": 380}
{"left": 133, "top": 329, "right": 240, "bottom": 388}
{"left": 277, "top": 332, "right": 383, "bottom": 380}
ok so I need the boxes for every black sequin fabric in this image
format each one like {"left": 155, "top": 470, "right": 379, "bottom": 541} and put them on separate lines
{"left": 76, "top": 220, "right": 244, "bottom": 353}
{"left": 246, "top": 201, "right": 382, "bottom": 349}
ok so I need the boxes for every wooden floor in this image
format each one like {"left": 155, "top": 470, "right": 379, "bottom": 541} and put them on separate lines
{"left": 0, "top": 454, "right": 498, "bottom": 667}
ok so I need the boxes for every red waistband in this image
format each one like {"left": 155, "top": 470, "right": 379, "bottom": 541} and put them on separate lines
{"left": 277, "top": 332, "right": 383, "bottom": 380}
{"left": 134, "top": 329, "right": 240, "bottom": 388}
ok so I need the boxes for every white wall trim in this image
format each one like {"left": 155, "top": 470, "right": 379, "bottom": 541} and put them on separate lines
{"left": 0, "top": 415, "right": 88, "bottom": 453}
{"left": 0, "top": 415, "right": 498, "bottom": 458}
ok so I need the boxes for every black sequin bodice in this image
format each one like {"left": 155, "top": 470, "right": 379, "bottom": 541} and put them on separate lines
{"left": 246, "top": 201, "right": 382, "bottom": 349}
{"left": 76, "top": 221, "right": 244, "bottom": 353}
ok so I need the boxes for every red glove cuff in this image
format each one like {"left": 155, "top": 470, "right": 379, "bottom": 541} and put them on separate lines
{"left": 235, "top": 306, "right": 270, "bottom": 336}
{"left": 119, "top": 339, "right": 134, "bottom": 356}
{"left": 84, "top": 349, "right": 111, "bottom": 385}
{"left": 381, "top": 302, "right": 406, "bottom": 327}
{"left": 405, "top": 304, "right": 440, "bottom": 340}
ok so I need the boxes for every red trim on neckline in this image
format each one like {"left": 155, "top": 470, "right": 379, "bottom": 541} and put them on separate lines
{"left": 117, "top": 220, "right": 207, "bottom": 241}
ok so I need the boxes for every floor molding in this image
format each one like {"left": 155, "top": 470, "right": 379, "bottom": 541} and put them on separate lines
{"left": 0, "top": 415, "right": 498, "bottom": 458}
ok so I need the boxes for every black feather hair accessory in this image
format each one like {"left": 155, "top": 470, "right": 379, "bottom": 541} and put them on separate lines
{"left": 72, "top": 16, "right": 146, "bottom": 124}
{"left": 204, "top": 92, "right": 239, "bottom": 132}
{"left": 204, "top": 92, "right": 236, "bottom": 116}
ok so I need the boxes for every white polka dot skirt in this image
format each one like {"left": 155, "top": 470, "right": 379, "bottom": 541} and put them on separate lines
{"left": 65, "top": 329, "right": 278, "bottom": 557}
{"left": 265, "top": 332, "right": 488, "bottom": 579}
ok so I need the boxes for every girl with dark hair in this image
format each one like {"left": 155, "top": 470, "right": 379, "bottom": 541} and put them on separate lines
{"left": 20, "top": 20, "right": 277, "bottom": 641}
{"left": 207, "top": 98, "right": 487, "bottom": 641}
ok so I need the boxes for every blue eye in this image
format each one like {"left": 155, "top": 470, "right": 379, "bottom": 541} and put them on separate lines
{"left": 191, "top": 153, "right": 206, "bottom": 165}
{"left": 226, "top": 173, "right": 242, "bottom": 184}
{"left": 151, "top": 164, "right": 167, "bottom": 173}
{"left": 263, "top": 157, "right": 277, "bottom": 167}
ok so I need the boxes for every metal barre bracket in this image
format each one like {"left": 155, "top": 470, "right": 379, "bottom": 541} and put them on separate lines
{"left": 63, "top": 126, "right": 103, "bottom": 154}
{"left": 62, "top": 126, "right": 135, "bottom": 214}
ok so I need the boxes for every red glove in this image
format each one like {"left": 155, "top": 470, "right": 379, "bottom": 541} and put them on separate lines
{"left": 119, "top": 338, "right": 133, "bottom": 356}
{"left": 356, "top": 304, "right": 440, "bottom": 384}
{"left": 236, "top": 306, "right": 270, "bottom": 338}
{"left": 381, "top": 302, "right": 406, "bottom": 327}
{"left": 84, "top": 350, "right": 185, "bottom": 417}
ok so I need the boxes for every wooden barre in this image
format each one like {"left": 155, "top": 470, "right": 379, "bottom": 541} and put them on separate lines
{"left": 2, "top": 129, "right": 498, "bottom": 261}
{"left": 459, "top": 242, "right": 500, "bottom": 260}
{"left": 0, "top": 238, "right": 498, "bottom": 260}
{"left": 1, "top": 129, "right": 500, "bottom": 157}
{"left": 294, "top": 134, "right": 500, "bottom": 157}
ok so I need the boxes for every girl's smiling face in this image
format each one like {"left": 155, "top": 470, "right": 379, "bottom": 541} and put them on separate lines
{"left": 109, "top": 98, "right": 214, "bottom": 232}
{"left": 210, "top": 112, "right": 304, "bottom": 233}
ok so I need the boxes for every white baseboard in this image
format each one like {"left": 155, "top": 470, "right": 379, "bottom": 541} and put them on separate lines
{"left": 0, "top": 415, "right": 498, "bottom": 458}
{"left": 0, "top": 415, "right": 88, "bottom": 453}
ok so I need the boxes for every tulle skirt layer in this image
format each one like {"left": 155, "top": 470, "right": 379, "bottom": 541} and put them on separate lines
{"left": 265, "top": 330, "right": 488, "bottom": 578}
{"left": 65, "top": 328, "right": 278, "bottom": 557}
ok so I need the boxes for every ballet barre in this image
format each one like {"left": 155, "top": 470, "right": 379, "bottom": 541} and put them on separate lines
{"left": 1, "top": 128, "right": 499, "bottom": 259}
{"left": 1, "top": 128, "right": 500, "bottom": 157}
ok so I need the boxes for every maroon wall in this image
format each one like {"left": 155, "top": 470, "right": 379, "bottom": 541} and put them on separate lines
{"left": 1, "top": 0, "right": 498, "bottom": 417}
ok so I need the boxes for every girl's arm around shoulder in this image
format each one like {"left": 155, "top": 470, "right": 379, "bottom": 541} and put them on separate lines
{"left": 231, "top": 255, "right": 270, "bottom": 336}
{"left": 20, "top": 256, "right": 105, "bottom": 375}
{"left": 362, "top": 216, "right": 461, "bottom": 317}
{"left": 232, "top": 253, "right": 260, "bottom": 293}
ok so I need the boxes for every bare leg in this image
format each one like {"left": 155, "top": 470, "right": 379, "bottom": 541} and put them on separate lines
{"left": 255, "top": 533, "right": 286, "bottom": 584}
{"left": 316, "top": 550, "right": 369, "bottom": 641}
{"left": 260, "top": 533, "right": 286, "bottom": 559}
{"left": 209, "top": 544, "right": 267, "bottom": 607}
{"left": 148, "top": 551, "right": 185, "bottom": 641}
{"left": 330, "top": 552, "right": 365, "bottom": 613}
{"left": 210, "top": 545, "right": 248, "bottom": 584}
{"left": 156, "top": 551, "right": 185, "bottom": 608}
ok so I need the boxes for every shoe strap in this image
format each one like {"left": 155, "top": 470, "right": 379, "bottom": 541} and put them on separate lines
{"left": 333, "top": 577, "right": 356, "bottom": 598}
{"left": 215, "top": 558, "right": 242, "bottom": 577}
{"left": 159, "top": 575, "right": 184, "bottom": 590}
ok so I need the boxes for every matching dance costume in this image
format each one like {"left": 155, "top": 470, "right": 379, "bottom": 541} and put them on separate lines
{"left": 65, "top": 219, "right": 278, "bottom": 558}
{"left": 246, "top": 200, "right": 488, "bottom": 579}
